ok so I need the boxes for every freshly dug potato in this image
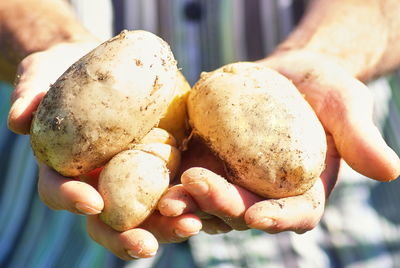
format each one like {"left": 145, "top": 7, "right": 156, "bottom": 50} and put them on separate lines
{"left": 139, "top": 127, "right": 177, "bottom": 147}
{"left": 30, "top": 30, "right": 178, "bottom": 177}
{"left": 99, "top": 128, "right": 181, "bottom": 231}
{"left": 98, "top": 149, "right": 170, "bottom": 232}
{"left": 187, "top": 62, "right": 327, "bottom": 198}
{"left": 158, "top": 71, "right": 191, "bottom": 146}
{"left": 136, "top": 143, "right": 181, "bottom": 180}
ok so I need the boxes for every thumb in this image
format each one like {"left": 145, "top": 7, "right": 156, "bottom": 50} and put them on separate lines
{"left": 8, "top": 88, "right": 47, "bottom": 135}
{"left": 8, "top": 41, "right": 99, "bottom": 134}
{"left": 8, "top": 58, "right": 50, "bottom": 134}
{"left": 322, "top": 77, "right": 399, "bottom": 181}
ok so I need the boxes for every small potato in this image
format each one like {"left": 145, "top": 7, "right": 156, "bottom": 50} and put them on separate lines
{"left": 99, "top": 128, "right": 181, "bottom": 232}
{"left": 136, "top": 143, "right": 181, "bottom": 180}
{"left": 187, "top": 62, "right": 327, "bottom": 198}
{"left": 140, "top": 127, "right": 177, "bottom": 147}
{"left": 99, "top": 149, "right": 170, "bottom": 232}
{"left": 30, "top": 30, "right": 178, "bottom": 177}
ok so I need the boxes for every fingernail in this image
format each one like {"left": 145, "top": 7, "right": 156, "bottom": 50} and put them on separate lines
{"left": 248, "top": 218, "right": 276, "bottom": 229}
{"left": 7, "top": 102, "right": 19, "bottom": 126}
{"left": 185, "top": 181, "right": 209, "bottom": 196}
{"left": 127, "top": 250, "right": 156, "bottom": 259}
{"left": 9, "top": 98, "right": 24, "bottom": 117}
{"left": 75, "top": 202, "right": 101, "bottom": 215}
{"left": 126, "top": 250, "right": 140, "bottom": 259}
{"left": 174, "top": 229, "right": 199, "bottom": 238}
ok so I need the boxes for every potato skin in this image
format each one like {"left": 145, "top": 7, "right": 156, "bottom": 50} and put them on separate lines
{"left": 136, "top": 143, "right": 181, "bottom": 180}
{"left": 158, "top": 71, "right": 191, "bottom": 146}
{"left": 30, "top": 30, "right": 178, "bottom": 177}
{"left": 99, "top": 149, "right": 170, "bottom": 232}
{"left": 188, "top": 62, "right": 327, "bottom": 198}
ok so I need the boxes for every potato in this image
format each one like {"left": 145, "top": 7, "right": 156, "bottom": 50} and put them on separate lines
{"left": 136, "top": 143, "right": 181, "bottom": 180}
{"left": 187, "top": 62, "right": 327, "bottom": 198}
{"left": 98, "top": 148, "right": 170, "bottom": 232}
{"left": 30, "top": 30, "right": 178, "bottom": 177}
{"left": 158, "top": 70, "right": 191, "bottom": 146}
{"left": 98, "top": 127, "right": 181, "bottom": 231}
{"left": 139, "top": 127, "right": 177, "bottom": 147}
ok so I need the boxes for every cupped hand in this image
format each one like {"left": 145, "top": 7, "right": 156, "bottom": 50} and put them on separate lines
{"left": 37, "top": 162, "right": 202, "bottom": 260}
{"left": 8, "top": 41, "right": 99, "bottom": 134}
{"left": 159, "top": 136, "right": 334, "bottom": 234}
{"left": 8, "top": 43, "right": 202, "bottom": 260}
{"left": 159, "top": 51, "right": 399, "bottom": 234}
{"left": 261, "top": 50, "right": 400, "bottom": 181}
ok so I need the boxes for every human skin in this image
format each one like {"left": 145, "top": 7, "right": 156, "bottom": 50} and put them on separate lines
{"left": 2, "top": 0, "right": 202, "bottom": 260}
{"left": 3, "top": 0, "right": 400, "bottom": 261}
{"left": 160, "top": 0, "right": 400, "bottom": 233}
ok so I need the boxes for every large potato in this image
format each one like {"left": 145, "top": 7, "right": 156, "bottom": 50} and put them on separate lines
{"left": 187, "top": 62, "right": 327, "bottom": 198}
{"left": 30, "top": 30, "right": 178, "bottom": 177}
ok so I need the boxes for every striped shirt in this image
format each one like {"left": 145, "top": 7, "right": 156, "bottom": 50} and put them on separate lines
{"left": 1, "top": 0, "right": 400, "bottom": 267}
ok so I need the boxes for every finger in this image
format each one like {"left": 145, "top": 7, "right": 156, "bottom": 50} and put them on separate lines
{"left": 158, "top": 184, "right": 198, "bottom": 217}
{"left": 181, "top": 167, "right": 262, "bottom": 230}
{"left": 139, "top": 211, "right": 202, "bottom": 243}
{"left": 158, "top": 184, "right": 233, "bottom": 234}
{"left": 8, "top": 42, "right": 98, "bottom": 134}
{"left": 86, "top": 216, "right": 158, "bottom": 260}
{"left": 8, "top": 86, "right": 47, "bottom": 135}
{"left": 321, "top": 133, "right": 341, "bottom": 196}
{"left": 320, "top": 77, "right": 400, "bottom": 181}
{"left": 245, "top": 178, "right": 326, "bottom": 234}
{"left": 8, "top": 57, "right": 52, "bottom": 134}
{"left": 38, "top": 163, "right": 103, "bottom": 215}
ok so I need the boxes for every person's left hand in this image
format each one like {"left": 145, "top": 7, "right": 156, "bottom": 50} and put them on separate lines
{"left": 158, "top": 52, "right": 400, "bottom": 234}
{"left": 159, "top": 135, "right": 332, "bottom": 234}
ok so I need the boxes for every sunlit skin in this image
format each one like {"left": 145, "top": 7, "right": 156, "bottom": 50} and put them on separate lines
{"left": 3, "top": 0, "right": 400, "bottom": 261}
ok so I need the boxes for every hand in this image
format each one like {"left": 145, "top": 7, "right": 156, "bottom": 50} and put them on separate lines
{"left": 8, "top": 43, "right": 202, "bottom": 260}
{"left": 158, "top": 51, "right": 400, "bottom": 234}
{"left": 159, "top": 136, "right": 330, "bottom": 234}
{"left": 262, "top": 49, "right": 400, "bottom": 181}
{"left": 8, "top": 41, "right": 99, "bottom": 134}
{"left": 37, "top": 159, "right": 201, "bottom": 260}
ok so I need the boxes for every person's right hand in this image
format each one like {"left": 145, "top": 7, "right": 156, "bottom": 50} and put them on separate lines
{"left": 8, "top": 42, "right": 202, "bottom": 260}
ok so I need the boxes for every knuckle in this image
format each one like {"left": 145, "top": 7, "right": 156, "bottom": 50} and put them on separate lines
{"left": 37, "top": 179, "right": 58, "bottom": 210}
{"left": 85, "top": 218, "right": 108, "bottom": 249}
{"left": 86, "top": 218, "right": 126, "bottom": 259}
{"left": 293, "top": 221, "right": 319, "bottom": 234}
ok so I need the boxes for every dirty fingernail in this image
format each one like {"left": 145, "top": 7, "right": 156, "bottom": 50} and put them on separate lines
{"left": 75, "top": 202, "right": 101, "bottom": 215}
{"left": 184, "top": 181, "right": 209, "bottom": 196}
{"left": 174, "top": 229, "right": 200, "bottom": 238}
{"left": 248, "top": 217, "right": 276, "bottom": 229}
{"left": 127, "top": 250, "right": 156, "bottom": 259}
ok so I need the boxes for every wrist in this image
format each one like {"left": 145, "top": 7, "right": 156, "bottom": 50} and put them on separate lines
{"left": 272, "top": 42, "right": 382, "bottom": 83}
{"left": 266, "top": 0, "right": 393, "bottom": 83}
{"left": 0, "top": 0, "right": 98, "bottom": 82}
{"left": 0, "top": 36, "right": 99, "bottom": 84}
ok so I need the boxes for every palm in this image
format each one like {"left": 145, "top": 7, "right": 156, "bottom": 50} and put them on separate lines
{"left": 262, "top": 50, "right": 399, "bottom": 182}
{"left": 167, "top": 51, "right": 399, "bottom": 234}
